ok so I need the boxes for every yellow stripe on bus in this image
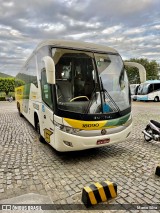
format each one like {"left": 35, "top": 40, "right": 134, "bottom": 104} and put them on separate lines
{"left": 94, "top": 182, "right": 107, "bottom": 202}
{"left": 84, "top": 186, "right": 97, "bottom": 205}
{"left": 64, "top": 118, "right": 107, "bottom": 130}
{"left": 104, "top": 181, "right": 117, "bottom": 198}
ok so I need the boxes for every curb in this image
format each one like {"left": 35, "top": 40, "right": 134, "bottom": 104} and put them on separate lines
{"left": 82, "top": 180, "right": 117, "bottom": 207}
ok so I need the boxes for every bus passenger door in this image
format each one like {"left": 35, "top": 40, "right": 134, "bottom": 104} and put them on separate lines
{"left": 41, "top": 69, "right": 55, "bottom": 145}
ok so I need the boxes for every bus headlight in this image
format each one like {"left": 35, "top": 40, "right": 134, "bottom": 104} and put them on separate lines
{"left": 54, "top": 121, "right": 80, "bottom": 134}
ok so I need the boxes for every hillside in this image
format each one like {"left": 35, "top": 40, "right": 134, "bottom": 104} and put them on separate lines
{"left": 0, "top": 72, "right": 13, "bottom": 78}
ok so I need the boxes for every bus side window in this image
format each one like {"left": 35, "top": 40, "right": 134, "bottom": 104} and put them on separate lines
{"left": 148, "top": 84, "right": 153, "bottom": 93}
{"left": 154, "top": 83, "right": 160, "bottom": 91}
{"left": 41, "top": 69, "right": 53, "bottom": 109}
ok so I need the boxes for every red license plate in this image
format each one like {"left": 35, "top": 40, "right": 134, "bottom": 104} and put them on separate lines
{"left": 97, "top": 138, "right": 110, "bottom": 145}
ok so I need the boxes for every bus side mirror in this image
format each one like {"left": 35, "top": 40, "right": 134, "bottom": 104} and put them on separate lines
{"left": 42, "top": 56, "right": 55, "bottom": 84}
{"left": 124, "top": 62, "right": 146, "bottom": 83}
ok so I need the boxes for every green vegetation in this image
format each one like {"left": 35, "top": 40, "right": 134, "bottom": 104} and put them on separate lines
{"left": 0, "top": 78, "right": 25, "bottom": 100}
{"left": 125, "top": 58, "right": 159, "bottom": 84}
{"left": 16, "top": 73, "right": 37, "bottom": 86}
{"left": 0, "top": 78, "right": 15, "bottom": 96}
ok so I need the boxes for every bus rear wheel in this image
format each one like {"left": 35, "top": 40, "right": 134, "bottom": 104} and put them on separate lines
{"left": 17, "top": 103, "right": 23, "bottom": 117}
{"left": 154, "top": 96, "right": 159, "bottom": 102}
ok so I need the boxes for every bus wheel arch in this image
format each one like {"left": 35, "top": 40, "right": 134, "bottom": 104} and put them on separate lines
{"left": 34, "top": 112, "right": 45, "bottom": 143}
{"left": 154, "top": 96, "right": 159, "bottom": 102}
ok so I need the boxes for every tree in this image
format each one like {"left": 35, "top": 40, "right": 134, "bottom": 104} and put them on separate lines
{"left": 0, "top": 78, "right": 25, "bottom": 96}
{"left": 125, "top": 58, "right": 159, "bottom": 84}
{"left": 0, "top": 78, "right": 14, "bottom": 96}
{"left": 15, "top": 78, "right": 25, "bottom": 88}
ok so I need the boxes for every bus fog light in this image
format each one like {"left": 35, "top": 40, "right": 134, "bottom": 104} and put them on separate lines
{"left": 63, "top": 140, "right": 73, "bottom": 147}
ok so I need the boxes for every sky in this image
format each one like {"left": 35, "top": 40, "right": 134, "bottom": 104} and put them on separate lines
{"left": 0, "top": 0, "right": 159, "bottom": 76}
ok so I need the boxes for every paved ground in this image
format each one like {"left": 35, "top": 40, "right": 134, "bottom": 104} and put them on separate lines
{"left": 0, "top": 101, "right": 160, "bottom": 212}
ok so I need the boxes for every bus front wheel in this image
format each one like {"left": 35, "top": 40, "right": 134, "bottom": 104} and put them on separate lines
{"left": 35, "top": 118, "right": 45, "bottom": 143}
{"left": 154, "top": 96, "right": 159, "bottom": 102}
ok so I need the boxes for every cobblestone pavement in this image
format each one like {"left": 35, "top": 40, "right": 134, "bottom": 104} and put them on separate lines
{"left": 0, "top": 101, "right": 160, "bottom": 213}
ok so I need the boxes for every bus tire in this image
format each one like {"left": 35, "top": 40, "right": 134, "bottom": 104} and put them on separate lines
{"left": 18, "top": 109, "right": 23, "bottom": 117}
{"left": 17, "top": 103, "right": 23, "bottom": 117}
{"left": 35, "top": 116, "right": 45, "bottom": 143}
{"left": 154, "top": 96, "right": 159, "bottom": 102}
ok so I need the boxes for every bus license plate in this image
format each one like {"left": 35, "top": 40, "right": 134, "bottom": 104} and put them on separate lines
{"left": 97, "top": 138, "right": 110, "bottom": 145}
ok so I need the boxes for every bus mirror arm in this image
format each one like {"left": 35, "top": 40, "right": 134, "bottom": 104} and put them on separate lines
{"left": 42, "top": 56, "right": 56, "bottom": 84}
{"left": 124, "top": 62, "right": 146, "bottom": 83}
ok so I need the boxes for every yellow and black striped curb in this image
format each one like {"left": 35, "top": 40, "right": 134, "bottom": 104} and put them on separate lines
{"left": 82, "top": 180, "right": 117, "bottom": 207}
{"left": 155, "top": 165, "right": 160, "bottom": 176}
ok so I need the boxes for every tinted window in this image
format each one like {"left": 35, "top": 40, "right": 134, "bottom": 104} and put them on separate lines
{"left": 153, "top": 83, "right": 160, "bottom": 91}
{"left": 16, "top": 56, "right": 38, "bottom": 87}
{"left": 41, "top": 69, "right": 53, "bottom": 109}
{"left": 148, "top": 84, "right": 153, "bottom": 93}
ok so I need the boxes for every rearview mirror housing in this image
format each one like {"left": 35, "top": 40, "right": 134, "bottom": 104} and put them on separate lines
{"left": 42, "top": 56, "right": 55, "bottom": 84}
{"left": 124, "top": 62, "right": 146, "bottom": 83}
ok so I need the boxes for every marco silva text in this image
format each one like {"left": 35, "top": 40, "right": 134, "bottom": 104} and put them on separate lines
{"left": 137, "top": 205, "right": 158, "bottom": 210}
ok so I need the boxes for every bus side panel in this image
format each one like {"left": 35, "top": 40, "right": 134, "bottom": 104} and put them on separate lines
{"left": 26, "top": 83, "right": 39, "bottom": 126}
{"left": 15, "top": 83, "right": 40, "bottom": 126}
{"left": 15, "top": 83, "right": 30, "bottom": 113}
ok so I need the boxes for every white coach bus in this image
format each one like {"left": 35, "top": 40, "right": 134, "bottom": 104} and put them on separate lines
{"left": 137, "top": 80, "right": 160, "bottom": 102}
{"left": 15, "top": 40, "right": 146, "bottom": 151}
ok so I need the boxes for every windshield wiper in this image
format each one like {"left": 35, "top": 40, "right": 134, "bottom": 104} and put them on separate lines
{"left": 99, "top": 77, "right": 120, "bottom": 113}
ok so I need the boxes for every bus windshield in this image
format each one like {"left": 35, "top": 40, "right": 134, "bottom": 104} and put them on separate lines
{"left": 130, "top": 84, "right": 139, "bottom": 95}
{"left": 137, "top": 83, "right": 149, "bottom": 95}
{"left": 52, "top": 48, "right": 130, "bottom": 114}
{"left": 94, "top": 53, "right": 130, "bottom": 112}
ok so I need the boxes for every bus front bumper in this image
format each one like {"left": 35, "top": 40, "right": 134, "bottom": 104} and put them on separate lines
{"left": 53, "top": 123, "right": 132, "bottom": 152}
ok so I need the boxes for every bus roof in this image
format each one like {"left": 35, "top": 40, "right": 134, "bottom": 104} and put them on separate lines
{"left": 35, "top": 39, "right": 118, "bottom": 54}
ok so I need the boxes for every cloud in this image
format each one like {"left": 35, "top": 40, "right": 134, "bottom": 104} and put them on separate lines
{"left": 0, "top": 0, "right": 159, "bottom": 76}
{"left": 152, "top": 24, "right": 160, "bottom": 30}
{"left": 102, "top": 25, "right": 122, "bottom": 34}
